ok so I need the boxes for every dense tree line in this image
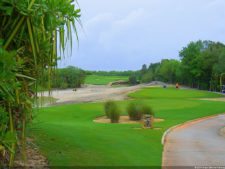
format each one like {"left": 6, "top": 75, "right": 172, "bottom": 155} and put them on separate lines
{"left": 53, "top": 66, "right": 86, "bottom": 89}
{"left": 39, "top": 66, "right": 86, "bottom": 90}
{"left": 138, "top": 40, "right": 225, "bottom": 91}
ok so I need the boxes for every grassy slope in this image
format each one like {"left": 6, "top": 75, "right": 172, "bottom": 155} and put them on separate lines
{"left": 30, "top": 87, "right": 225, "bottom": 167}
{"left": 85, "top": 75, "right": 128, "bottom": 85}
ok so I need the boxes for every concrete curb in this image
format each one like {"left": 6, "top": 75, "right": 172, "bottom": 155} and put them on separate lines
{"left": 161, "top": 124, "right": 180, "bottom": 145}
{"left": 161, "top": 113, "right": 225, "bottom": 145}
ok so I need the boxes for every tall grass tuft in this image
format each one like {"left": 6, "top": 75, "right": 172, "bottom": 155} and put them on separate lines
{"left": 104, "top": 101, "right": 115, "bottom": 118}
{"left": 104, "top": 101, "right": 120, "bottom": 123}
{"left": 140, "top": 105, "right": 154, "bottom": 116}
{"left": 127, "top": 102, "right": 154, "bottom": 121}
{"left": 127, "top": 102, "right": 143, "bottom": 121}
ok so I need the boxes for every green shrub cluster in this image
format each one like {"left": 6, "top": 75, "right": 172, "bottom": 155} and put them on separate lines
{"left": 127, "top": 102, "right": 142, "bottom": 120}
{"left": 39, "top": 66, "right": 86, "bottom": 90}
{"left": 104, "top": 101, "right": 154, "bottom": 123}
{"left": 140, "top": 104, "right": 154, "bottom": 116}
{"left": 104, "top": 101, "right": 115, "bottom": 118}
{"left": 127, "top": 102, "right": 154, "bottom": 121}
{"left": 104, "top": 101, "right": 120, "bottom": 123}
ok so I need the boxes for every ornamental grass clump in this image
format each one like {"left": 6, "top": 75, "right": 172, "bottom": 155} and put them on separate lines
{"left": 127, "top": 102, "right": 154, "bottom": 121}
{"left": 104, "top": 101, "right": 115, "bottom": 118}
{"left": 140, "top": 104, "right": 154, "bottom": 117}
{"left": 104, "top": 101, "right": 120, "bottom": 123}
{"left": 127, "top": 102, "right": 143, "bottom": 121}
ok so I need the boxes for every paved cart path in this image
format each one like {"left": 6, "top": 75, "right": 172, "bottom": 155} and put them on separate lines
{"left": 163, "top": 114, "right": 225, "bottom": 167}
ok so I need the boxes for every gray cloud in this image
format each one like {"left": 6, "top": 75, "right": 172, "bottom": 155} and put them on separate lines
{"left": 59, "top": 0, "right": 225, "bottom": 70}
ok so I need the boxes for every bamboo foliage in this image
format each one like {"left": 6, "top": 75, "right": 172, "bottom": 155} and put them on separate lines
{"left": 0, "top": 0, "right": 80, "bottom": 167}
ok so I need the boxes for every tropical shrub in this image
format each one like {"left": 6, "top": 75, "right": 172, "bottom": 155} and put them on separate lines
{"left": 0, "top": 107, "right": 10, "bottom": 165}
{"left": 0, "top": 0, "right": 80, "bottom": 166}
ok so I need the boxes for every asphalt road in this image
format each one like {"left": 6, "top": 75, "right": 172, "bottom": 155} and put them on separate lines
{"left": 163, "top": 114, "right": 225, "bottom": 167}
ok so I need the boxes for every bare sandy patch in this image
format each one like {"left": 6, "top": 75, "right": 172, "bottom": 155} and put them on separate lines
{"left": 133, "top": 127, "right": 162, "bottom": 130}
{"left": 200, "top": 98, "right": 225, "bottom": 102}
{"left": 94, "top": 115, "right": 164, "bottom": 124}
{"left": 38, "top": 82, "right": 166, "bottom": 106}
{"left": 39, "top": 85, "right": 142, "bottom": 105}
{"left": 14, "top": 138, "right": 48, "bottom": 168}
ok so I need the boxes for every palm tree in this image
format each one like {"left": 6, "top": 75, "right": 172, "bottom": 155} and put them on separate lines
{"left": 0, "top": 0, "right": 80, "bottom": 166}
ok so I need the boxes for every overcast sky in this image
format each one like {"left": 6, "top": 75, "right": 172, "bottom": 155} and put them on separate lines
{"left": 59, "top": 0, "right": 225, "bottom": 71}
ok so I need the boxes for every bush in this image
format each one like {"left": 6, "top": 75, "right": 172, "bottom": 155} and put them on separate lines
{"left": 127, "top": 102, "right": 154, "bottom": 121}
{"left": 104, "top": 101, "right": 115, "bottom": 118}
{"left": 129, "top": 74, "right": 138, "bottom": 85}
{"left": 127, "top": 102, "right": 143, "bottom": 121}
{"left": 104, "top": 101, "right": 120, "bottom": 123}
{"left": 140, "top": 105, "right": 154, "bottom": 116}
{"left": 109, "top": 106, "right": 121, "bottom": 123}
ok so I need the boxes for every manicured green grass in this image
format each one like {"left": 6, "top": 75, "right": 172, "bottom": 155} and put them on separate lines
{"left": 129, "top": 87, "right": 223, "bottom": 99}
{"left": 30, "top": 87, "right": 225, "bottom": 167}
{"left": 85, "top": 75, "right": 128, "bottom": 85}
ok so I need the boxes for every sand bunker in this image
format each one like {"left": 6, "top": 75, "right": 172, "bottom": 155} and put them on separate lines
{"left": 94, "top": 115, "right": 164, "bottom": 124}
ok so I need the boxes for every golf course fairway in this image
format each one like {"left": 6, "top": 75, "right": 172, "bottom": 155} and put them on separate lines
{"left": 85, "top": 75, "right": 128, "bottom": 85}
{"left": 30, "top": 87, "right": 225, "bottom": 167}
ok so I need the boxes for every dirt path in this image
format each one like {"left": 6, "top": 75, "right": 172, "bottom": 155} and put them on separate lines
{"left": 39, "top": 81, "right": 170, "bottom": 106}
{"left": 163, "top": 114, "right": 225, "bottom": 167}
{"left": 39, "top": 84, "right": 146, "bottom": 105}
